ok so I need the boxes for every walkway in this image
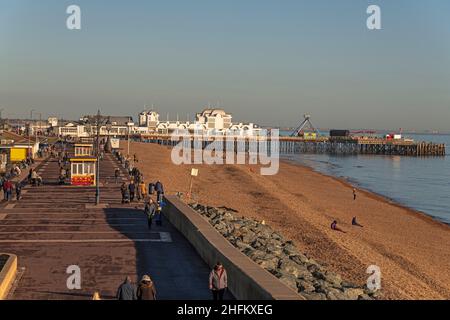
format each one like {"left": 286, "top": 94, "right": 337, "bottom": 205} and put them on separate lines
{"left": 0, "top": 151, "right": 216, "bottom": 299}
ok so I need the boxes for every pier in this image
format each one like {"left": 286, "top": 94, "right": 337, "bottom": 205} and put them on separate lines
{"left": 137, "top": 134, "right": 446, "bottom": 157}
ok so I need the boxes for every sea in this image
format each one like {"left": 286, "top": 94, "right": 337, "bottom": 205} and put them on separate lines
{"left": 281, "top": 133, "right": 450, "bottom": 224}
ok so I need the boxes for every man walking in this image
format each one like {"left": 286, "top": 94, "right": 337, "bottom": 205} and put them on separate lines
{"left": 114, "top": 168, "right": 121, "bottom": 184}
{"left": 128, "top": 181, "right": 136, "bottom": 202}
{"left": 144, "top": 199, "right": 157, "bottom": 229}
{"left": 209, "top": 262, "right": 228, "bottom": 301}
{"left": 15, "top": 182, "right": 22, "bottom": 201}
{"left": 155, "top": 180, "right": 164, "bottom": 203}
{"left": 116, "top": 276, "right": 137, "bottom": 300}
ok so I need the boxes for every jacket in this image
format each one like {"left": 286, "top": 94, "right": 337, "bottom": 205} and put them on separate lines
{"left": 209, "top": 268, "right": 228, "bottom": 291}
{"left": 137, "top": 281, "right": 156, "bottom": 300}
{"left": 116, "top": 280, "right": 137, "bottom": 300}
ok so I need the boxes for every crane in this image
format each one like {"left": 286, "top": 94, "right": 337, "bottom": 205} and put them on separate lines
{"left": 290, "top": 114, "right": 320, "bottom": 137}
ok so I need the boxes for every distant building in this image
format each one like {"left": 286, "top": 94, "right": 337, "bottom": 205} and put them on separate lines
{"left": 195, "top": 109, "right": 232, "bottom": 130}
{"left": 139, "top": 110, "right": 159, "bottom": 130}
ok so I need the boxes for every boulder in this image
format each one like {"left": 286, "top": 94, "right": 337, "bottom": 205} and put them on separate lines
{"left": 324, "top": 271, "right": 342, "bottom": 288}
{"left": 283, "top": 243, "right": 300, "bottom": 256}
{"left": 296, "top": 279, "right": 316, "bottom": 293}
{"left": 344, "top": 288, "right": 365, "bottom": 300}
{"left": 278, "top": 274, "right": 298, "bottom": 291}
{"left": 256, "top": 258, "right": 279, "bottom": 271}
{"left": 279, "top": 259, "right": 311, "bottom": 279}
{"left": 290, "top": 254, "right": 310, "bottom": 266}
{"left": 300, "top": 292, "right": 327, "bottom": 300}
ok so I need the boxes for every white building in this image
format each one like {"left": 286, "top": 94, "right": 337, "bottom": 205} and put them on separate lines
{"left": 139, "top": 110, "right": 159, "bottom": 129}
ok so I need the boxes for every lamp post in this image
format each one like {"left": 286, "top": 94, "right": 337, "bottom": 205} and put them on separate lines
{"left": 29, "top": 109, "right": 35, "bottom": 158}
{"left": 95, "top": 110, "right": 101, "bottom": 205}
{"left": 105, "top": 118, "right": 112, "bottom": 153}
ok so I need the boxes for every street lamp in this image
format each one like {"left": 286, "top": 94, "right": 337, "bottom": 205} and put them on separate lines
{"left": 28, "top": 109, "right": 35, "bottom": 159}
{"left": 105, "top": 118, "right": 112, "bottom": 153}
{"left": 126, "top": 121, "right": 134, "bottom": 156}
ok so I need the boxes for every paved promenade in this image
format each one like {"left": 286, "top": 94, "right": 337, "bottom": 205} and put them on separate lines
{"left": 0, "top": 151, "right": 215, "bottom": 299}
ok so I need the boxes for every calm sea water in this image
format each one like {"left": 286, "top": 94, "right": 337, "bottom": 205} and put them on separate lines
{"left": 281, "top": 134, "right": 450, "bottom": 224}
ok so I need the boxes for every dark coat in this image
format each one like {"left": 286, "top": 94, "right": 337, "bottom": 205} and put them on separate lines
{"left": 137, "top": 281, "right": 156, "bottom": 300}
{"left": 116, "top": 280, "right": 137, "bottom": 300}
{"left": 155, "top": 182, "right": 164, "bottom": 193}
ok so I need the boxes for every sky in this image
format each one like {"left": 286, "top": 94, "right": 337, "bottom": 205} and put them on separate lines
{"left": 0, "top": 0, "right": 449, "bottom": 131}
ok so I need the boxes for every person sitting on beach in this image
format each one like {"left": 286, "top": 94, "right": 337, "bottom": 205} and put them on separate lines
{"left": 352, "top": 216, "right": 363, "bottom": 227}
{"left": 331, "top": 220, "right": 346, "bottom": 233}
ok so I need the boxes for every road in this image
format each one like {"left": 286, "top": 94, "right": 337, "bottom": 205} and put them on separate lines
{"left": 0, "top": 150, "right": 219, "bottom": 300}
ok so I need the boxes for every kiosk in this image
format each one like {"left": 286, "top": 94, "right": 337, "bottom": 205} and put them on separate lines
{"left": 70, "top": 143, "right": 97, "bottom": 186}
{"left": 70, "top": 156, "right": 97, "bottom": 186}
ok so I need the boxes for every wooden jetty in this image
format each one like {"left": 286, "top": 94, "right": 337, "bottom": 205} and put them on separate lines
{"left": 135, "top": 134, "right": 446, "bottom": 157}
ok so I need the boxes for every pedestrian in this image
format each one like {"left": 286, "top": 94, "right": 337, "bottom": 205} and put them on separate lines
{"left": 144, "top": 199, "right": 157, "bottom": 229}
{"left": 209, "top": 262, "right": 228, "bottom": 301}
{"left": 114, "top": 168, "right": 121, "bottom": 184}
{"left": 3, "top": 179, "right": 13, "bottom": 201}
{"left": 129, "top": 181, "right": 136, "bottom": 202}
{"left": 121, "top": 182, "right": 128, "bottom": 204}
{"left": 148, "top": 182, "right": 155, "bottom": 195}
{"left": 137, "top": 275, "right": 157, "bottom": 300}
{"left": 154, "top": 204, "right": 163, "bottom": 226}
{"left": 353, "top": 188, "right": 357, "bottom": 200}
{"left": 155, "top": 180, "right": 164, "bottom": 203}
{"left": 138, "top": 180, "right": 147, "bottom": 201}
{"left": 116, "top": 276, "right": 137, "bottom": 300}
{"left": 15, "top": 182, "right": 22, "bottom": 201}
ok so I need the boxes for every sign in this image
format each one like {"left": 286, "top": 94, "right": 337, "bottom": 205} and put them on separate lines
{"left": 110, "top": 138, "right": 120, "bottom": 149}
{"left": 191, "top": 168, "right": 198, "bottom": 177}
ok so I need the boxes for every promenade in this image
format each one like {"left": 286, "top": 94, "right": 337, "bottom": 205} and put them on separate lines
{"left": 0, "top": 151, "right": 215, "bottom": 300}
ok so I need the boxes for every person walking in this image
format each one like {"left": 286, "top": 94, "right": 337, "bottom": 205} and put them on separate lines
{"left": 155, "top": 180, "right": 164, "bottom": 203}
{"left": 114, "top": 168, "right": 121, "bottom": 184}
{"left": 116, "top": 276, "right": 137, "bottom": 300}
{"left": 128, "top": 181, "right": 136, "bottom": 202}
{"left": 121, "top": 182, "right": 128, "bottom": 204}
{"left": 353, "top": 188, "right": 357, "bottom": 200}
{"left": 136, "top": 275, "right": 156, "bottom": 300}
{"left": 138, "top": 180, "right": 147, "bottom": 202}
{"left": 3, "top": 180, "right": 13, "bottom": 201}
{"left": 144, "top": 199, "right": 157, "bottom": 230}
{"left": 209, "top": 262, "right": 228, "bottom": 301}
{"left": 15, "top": 182, "right": 22, "bottom": 201}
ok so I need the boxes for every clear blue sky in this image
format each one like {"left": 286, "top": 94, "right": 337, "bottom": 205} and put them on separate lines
{"left": 1, "top": 0, "right": 449, "bottom": 130}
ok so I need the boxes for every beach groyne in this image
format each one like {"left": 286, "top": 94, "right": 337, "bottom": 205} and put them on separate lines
{"left": 163, "top": 195, "right": 302, "bottom": 300}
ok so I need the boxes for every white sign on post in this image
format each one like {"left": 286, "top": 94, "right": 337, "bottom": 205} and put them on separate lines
{"left": 191, "top": 168, "right": 198, "bottom": 177}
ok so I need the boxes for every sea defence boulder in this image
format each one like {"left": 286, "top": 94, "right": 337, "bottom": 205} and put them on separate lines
{"left": 189, "top": 204, "right": 379, "bottom": 300}
{"left": 163, "top": 196, "right": 302, "bottom": 300}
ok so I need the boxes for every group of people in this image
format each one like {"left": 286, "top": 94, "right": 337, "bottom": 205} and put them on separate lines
{"left": 116, "top": 275, "right": 157, "bottom": 300}
{"left": 113, "top": 262, "right": 228, "bottom": 301}
{"left": 0, "top": 178, "right": 22, "bottom": 201}
{"left": 330, "top": 188, "right": 364, "bottom": 233}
